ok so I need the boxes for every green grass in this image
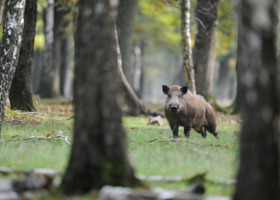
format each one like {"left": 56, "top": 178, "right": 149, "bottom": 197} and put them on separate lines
{"left": 0, "top": 111, "right": 240, "bottom": 197}
{"left": 125, "top": 116, "right": 239, "bottom": 195}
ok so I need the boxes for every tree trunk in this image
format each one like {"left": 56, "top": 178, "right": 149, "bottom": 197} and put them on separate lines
{"left": 53, "top": 3, "right": 72, "bottom": 97}
{"left": 217, "top": 52, "right": 234, "bottom": 100}
{"left": 61, "top": 0, "right": 142, "bottom": 194}
{"left": 116, "top": 0, "right": 137, "bottom": 85}
{"left": 117, "top": 0, "right": 143, "bottom": 115}
{"left": 181, "top": 0, "right": 196, "bottom": 94}
{"left": 133, "top": 46, "right": 143, "bottom": 97}
{"left": 116, "top": 25, "right": 147, "bottom": 116}
{"left": 0, "top": 0, "right": 5, "bottom": 25}
{"left": 38, "top": 0, "right": 55, "bottom": 98}
{"left": 0, "top": 0, "right": 26, "bottom": 136}
{"left": 9, "top": 0, "right": 37, "bottom": 112}
{"left": 233, "top": 0, "right": 280, "bottom": 199}
{"left": 193, "top": 0, "right": 218, "bottom": 97}
{"left": 60, "top": 36, "right": 73, "bottom": 98}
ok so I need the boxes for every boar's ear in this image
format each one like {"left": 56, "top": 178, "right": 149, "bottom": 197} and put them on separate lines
{"left": 162, "top": 85, "right": 170, "bottom": 95}
{"left": 181, "top": 86, "right": 188, "bottom": 94}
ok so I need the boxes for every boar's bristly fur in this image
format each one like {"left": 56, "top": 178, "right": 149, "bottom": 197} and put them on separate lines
{"left": 162, "top": 85, "right": 218, "bottom": 139}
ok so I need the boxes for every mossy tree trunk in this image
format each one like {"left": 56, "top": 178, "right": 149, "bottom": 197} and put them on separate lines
{"left": 233, "top": 0, "right": 280, "bottom": 199}
{"left": 0, "top": 0, "right": 26, "bottom": 136}
{"left": 61, "top": 0, "right": 142, "bottom": 194}
{"left": 9, "top": 0, "right": 37, "bottom": 112}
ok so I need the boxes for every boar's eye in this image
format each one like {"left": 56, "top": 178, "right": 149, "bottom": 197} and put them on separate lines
{"left": 168, "top": 94, "right": 172, "bottom": 98}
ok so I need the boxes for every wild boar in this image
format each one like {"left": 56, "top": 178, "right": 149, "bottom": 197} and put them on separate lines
{"left": 162, "top": 85, "right": 218, "bottom": 139}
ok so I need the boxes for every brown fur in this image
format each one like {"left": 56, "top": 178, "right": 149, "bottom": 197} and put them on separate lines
{"left": 162, "top": 85, "right": 218, "bottom": 139}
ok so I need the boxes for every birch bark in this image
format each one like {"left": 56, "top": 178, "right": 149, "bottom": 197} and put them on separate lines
{"left": 0, "top": 0, "right": 26, "bottom": 136}
{"left": 181, "top": 0, "right": 196, "bottom": 94}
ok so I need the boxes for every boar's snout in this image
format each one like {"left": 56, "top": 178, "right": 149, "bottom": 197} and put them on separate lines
{"left": 168, "top": 103, "right": 179, "bottom": 113}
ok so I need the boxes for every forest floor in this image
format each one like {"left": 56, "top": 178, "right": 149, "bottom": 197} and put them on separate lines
{"left": 0, "top": 99, "right": 240, "bottom": 199}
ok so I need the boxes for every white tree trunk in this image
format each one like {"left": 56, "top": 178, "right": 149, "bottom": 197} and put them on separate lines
{"left": 0, "top": 0, "right": 26, "bottom": 136}
{"left": 181, "top": 0, "right": 196, "bottom": 94}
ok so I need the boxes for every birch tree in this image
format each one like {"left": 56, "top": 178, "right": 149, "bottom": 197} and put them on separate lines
{"left": 181, "top": 0, "right": 196, "bottom": 94}
{"left": 9, "top": 0, "right": 37, "bottom": 111}
{"left": 0, "top": 0, "right": 26, "bottom": 136}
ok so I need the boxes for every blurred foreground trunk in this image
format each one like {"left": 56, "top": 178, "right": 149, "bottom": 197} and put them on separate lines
{"left": 9, "top": 0, "right": 37, "bottom": 111}
{"left": 61, "top": 0, "right": 143, "bottom": 194}
{"left": 233, "top": 0, "right": 280, "bottom": 199}
{"left": 0, "top": 0, "right": 26, "bottom": 136}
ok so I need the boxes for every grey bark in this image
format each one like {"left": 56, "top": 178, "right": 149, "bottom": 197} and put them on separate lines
{"left": 0, "top": 0, "right": 26, "bottom": 136}
{"left": 116, "top": 25, "right": 147, "bottom": 116}
{"left": 9, "top": 0, "right": 37, "bottom": 111}
{"left": 116, "top": 0, "right": 137, "bottom": 85}
{"left": 233, "top": 0, "right": 280, "bottom": 199}
{"left": 61, "top": 0, "right": 142, "bottom": 194}
{"left": 181, "top": 0, "right": 196, "bottom": 94}
{"left": 38, "top": 0, "right": 55, "bottom": 98}
{"left": 117, "top": 0, "right": 144, "bottom": 115}
{"left": 193, "top": 0, "right": 219, "bottom": 97}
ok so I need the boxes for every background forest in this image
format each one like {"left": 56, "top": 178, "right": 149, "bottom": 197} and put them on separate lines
{"left": 29, "top": 0, "right": 236, "bottom": 105}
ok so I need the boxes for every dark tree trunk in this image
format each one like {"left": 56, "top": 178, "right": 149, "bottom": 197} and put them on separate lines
{"left": 116, "top": 0, "right": 137, "bottom": 85}
{"left": 193, "top": 0, "right": 218, "bottom": 97}
{"left": 61, "top": 0, "right": 142, "bottom": 194}
{"left": 38, "top": 0, "right": 55, "bottom": 98}
{"left": 9, "top": 0, "right": 37, "bottom": 112}
{"left": 117, "top": 0, "right": 143, "bottom": 115}
{"left": 0, "top": 0, "right": 26, "bottom": 136}
{"left": 233, "top": 0, "right": 280, "bottom": 199}
{"left": 53, "top": 3, "right": 72, "bottom": 97}
{"left": 217, "top": 52, "right": 234, "bottom": 99}
{"left": 116, "top": 27, "right": 146, "bottom": 116}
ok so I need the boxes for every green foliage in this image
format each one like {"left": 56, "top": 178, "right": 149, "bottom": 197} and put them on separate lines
{"left": 216, "top": 0, "right": 237, "bottom": 57}
{"left": 134, "top": 0, "right": 181, "bottom": 52}
{"left": 135, "top": 0, "right": 237, "bottom": 57}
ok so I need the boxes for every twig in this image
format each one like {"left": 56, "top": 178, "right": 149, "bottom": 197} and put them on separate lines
{"left": 128, "top": 137, "right": 231, "bottom": 148}
{"left": 128, "top": 138, "right": 158, "bottom": 144}
{"left": 0, "top": 135, "right": 73, "bottom": 144}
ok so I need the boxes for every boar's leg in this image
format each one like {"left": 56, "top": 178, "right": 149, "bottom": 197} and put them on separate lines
{"left": 205, "top": 125, "right": 219, "bottom": 138}
{"left": 201, "top": 127, "right": 207, "bottom": 138}
{"left": 184, "top": 125, "right": 191, "bottom": 138}
{"left": 170, "top": 124, "right": 179, "bottom": 139}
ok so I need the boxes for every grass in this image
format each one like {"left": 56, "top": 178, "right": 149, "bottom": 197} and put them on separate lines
{"left": 0, "top": 103, "right": 240, "bottom": 198}
{"left": 125, "top": 116, "right": 239, "bottom": 195}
